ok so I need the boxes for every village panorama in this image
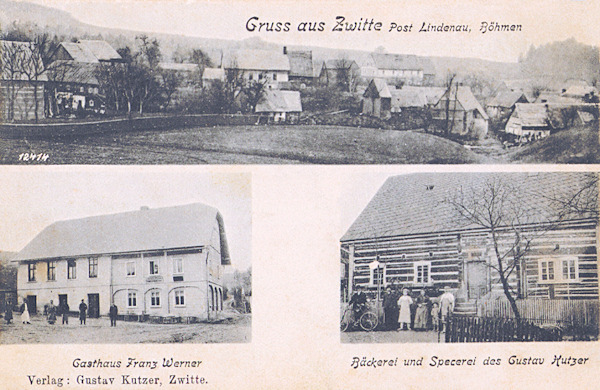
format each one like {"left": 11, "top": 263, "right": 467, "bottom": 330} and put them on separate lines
{"left": 0, "top": 0, "right": 598, "bottom": 164}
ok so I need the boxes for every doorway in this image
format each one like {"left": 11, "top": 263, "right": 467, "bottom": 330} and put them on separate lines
{"left": 87, "top": 293, "right": 100, "bottom": 318}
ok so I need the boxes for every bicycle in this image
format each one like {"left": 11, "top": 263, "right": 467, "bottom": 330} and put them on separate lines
{"left": 341, "top": 304, "right": 378, "bottom": 332}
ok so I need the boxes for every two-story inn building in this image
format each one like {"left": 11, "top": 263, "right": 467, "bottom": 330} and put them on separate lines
{"left": 12, "top": 203, "right": 230, "bottom": 322}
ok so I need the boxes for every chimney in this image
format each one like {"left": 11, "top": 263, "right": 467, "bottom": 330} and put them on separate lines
{"left": 283, "top": 46, "right": 287, "bottom": 55}
{"left": 140, "top": 206, "right": 149, "bottom": 211}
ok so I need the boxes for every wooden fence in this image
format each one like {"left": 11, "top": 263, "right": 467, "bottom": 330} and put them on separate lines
{"left": 445, "top": 315, "right": 564, "bottom": 342}
{"left": 479, "top": 299, "right": 599, "bottom": 328}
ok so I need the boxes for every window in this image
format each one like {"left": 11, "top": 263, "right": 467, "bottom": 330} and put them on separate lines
{"left": 414, "top": 261, "right": 431, "bottom": 284}
{"left": 47, "top": 261, "right": 56, "bottom": 281}
{"left": 127, "top": 291, "right": 137, "bottom": 307}
{"left": 248, "top": 73, "right": 253, "bottom": 81}
{"left": 67, "top": 259, "right": 76, "bottom": 279}
{"left": 89, "top": 257, "right": 98, "bottom": 278}
{"left": 273, "top": 73, "right": 277, "bottom": 81}
{"left": 539, "top": 258, "right": 578, "bottom": 283}
{"left": 150, "top": 291, "right": 160, "bottom": 307}
{"left": 149, "top": 260, "right": 159, "bottom": 275}
{"left": 28, "top": 263, "right": 36, "bottom": 282}
{"left": 126, "top": 261, "right": 136, "bottom": 277}
{"left": 173, "top": 258, "right": 183, "bottom": 274}
{"left": 370, "top": 265, "right": 385, "bottom": 287}
{"left": 174, "top": 289, "right": 185, "bottom": 306}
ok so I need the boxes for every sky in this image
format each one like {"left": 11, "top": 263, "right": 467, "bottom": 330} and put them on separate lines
{"left": 0, "top": 167, "right": 252, "bottom": 271}
{"left": 18, "top": 0, "right": 600, "bottom": 62}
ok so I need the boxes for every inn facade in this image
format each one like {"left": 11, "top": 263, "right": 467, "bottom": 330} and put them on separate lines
{"left": 13, "top": 203, "right": 230, "bottom": 321}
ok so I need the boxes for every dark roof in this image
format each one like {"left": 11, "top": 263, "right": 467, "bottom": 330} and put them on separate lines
{"left": 436, "top": 86, "right": 489, "bottom": 119}
{"left": 287, "top": 50, "right": 313, "bottom": 78}
{"left": 510, "top": 103, "right": 550, "bottom": 127}
{"left": 0, "top": 40, "right": 48, "bottom": 81}
{"left": 364, "top": 79, "right": 392, "bottom": 99}
{"left": 341, "top": 172, "right": 597, "bottom": 242}
{"left": 58, "top": 40, "right": 121, "bottom": 63}
{"left": 47, "top": 61, "right": 100, "bottom": 85}
{"left": 14, "top": 203, "right": 231, "bottom": 265}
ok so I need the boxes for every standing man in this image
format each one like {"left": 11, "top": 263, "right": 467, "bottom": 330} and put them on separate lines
{"left": 4, "top": 300, "right": 13, "bottom": 324}
{"left": 382, "top": 287, "right": 398, "bottom": 330}
{"left": 61, "top": 301, "right": 70, "bottom": 325}
{"left": 109, "top": 303, "right": 118, "bottom": 327}
{"left": 79, "top": 299, "right": 88, "bottom": 325}
{"left": 439, "top": 286, "right": 455, "bottom": 333}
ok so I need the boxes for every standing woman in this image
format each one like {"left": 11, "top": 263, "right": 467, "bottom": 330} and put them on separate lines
{"left": 21, "top": 300, "right": 31, "bottom": 324}
{"left": 4, "top": 300, "right": 13, "bottom": 324}
{"left": 397, "top": 288, "right": 413, "bottom": 331}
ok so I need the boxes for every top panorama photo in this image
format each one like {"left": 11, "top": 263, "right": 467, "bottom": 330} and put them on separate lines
{"left": 0, "top": 0, "right": 599, "bottom": 164}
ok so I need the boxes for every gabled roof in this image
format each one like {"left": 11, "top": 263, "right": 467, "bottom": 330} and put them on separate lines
{"left": 487, "top": 91, "right": 529, "bottom": 108}
{"left": 323, "top": 59, "right": 358, "bottom": 70}
{"left": 14, "top": 203, "right": 231, "bottom": 265}
{"left": 511, "top": 103, "right": 550, "bottom": 127}
{"left": 159, "top": 62, "right": 198, "bottom": 72}
{"left": 391, "top": 88, "right": 428, "bottom": 109}
{"left": 223, "top": 50, "right": 290, "bottom": 71}
{"left": 255, "top": 90, "right": 302, "bottom": 113}
{"left": 436, "top": 86, "right": 489, "bottom": 120}
{"left": 341, "top": 172, "right": 597, "bottom": 242}
{"left": 563, "top": 85, "right": 598, "bottom": 98}
{"left": 364, "top": 78, "right": 392, "bottom": 99}
{"left": 0, "top": 40, "right": 48, "bottom": 81}
{"left": 370, "top": 53, "right": 435, "bottom": 75}
{"left": 78, "top": 40, "right": 122, "bottom": 62}
{"left": 57, "top": 41, "right": 121, "bottom": 63}
{"left": 287, "top": 50, "right": 313, "bottom": 78}
{"left": 397, "top": 86, "right": 445, "bottom": 106}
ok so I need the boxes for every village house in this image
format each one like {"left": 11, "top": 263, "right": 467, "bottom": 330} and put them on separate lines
{"left": 284, "top": 47, "right": 314, "bottom": 87}
{"left": 222, "top": 49, "right": 290, "bottom": 89}
{"left": 51, "top": 40, "right": 123, "bottom": 64}
{"left": 255, "top": 89, "right": 302, "bottom": 124}
{"left": 202, "top": 67, "right": 225, "bottom": 86}
{"left": 431, "top": 85, "right": 489, "bottom": 137}
{"left": 0, "top": 40, "right": 47, "bottom": 121}
{"left": 318, "top": 59, "right": 361, "bottom": 92}
{"left": 503, "top": 103, "right": 552, "bottom": 143}
{"left": 486, "top": 90, "right": 529, "bottom": 120}
{"left": 341, "top": 173, "right": 599, "bottom": 309}
{"left": 12, "top": 203, "right": 230, "bottom": 322}
{"left": 367, "top": 53, "right": 436, "bottom": 86}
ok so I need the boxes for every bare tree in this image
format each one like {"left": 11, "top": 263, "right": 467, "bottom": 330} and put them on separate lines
{"left": 445, "top": 174, "right": 598, "bottom": 321}
{"left": 334, "top": 58, "right": 359, "bottom": 92}
{"left": 0, "top": 41, "right": 27, "bottom": 121}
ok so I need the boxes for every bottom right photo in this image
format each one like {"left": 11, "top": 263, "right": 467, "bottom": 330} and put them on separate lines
{"left": 340, "top": 171, "right": 598, "bottom": 343}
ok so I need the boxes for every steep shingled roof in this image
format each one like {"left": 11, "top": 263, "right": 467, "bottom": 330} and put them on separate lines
{"left": 287, "top": 50, "right": 314, "bottom": 78}
{"left": 0, "top": 40, "right": 48, "bottom": 81}
{"left": 78, "top": 40, "right": 122, "bottom": 62}
{"left": 341, "top": 172, "right": 597, "bottom": 242}
{"left": 255, "top": 90, "right": 302, "bottom": 113}
{"left": 14, "top": 203, "right": 231, "bottom": 265}
{"left": 436, "top": 86, "right": 489, "bottom": 120}
{"left": 511, "top": 103, "right": 550, "bottom": 127}
{"left": 487, "top": 91, "right": 529, "bottom": 108}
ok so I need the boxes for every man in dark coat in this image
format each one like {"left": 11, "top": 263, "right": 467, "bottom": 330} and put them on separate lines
{"left": 4, "top": 301, "right": 13, "bottom": 324}
{"left": 383, "top": 287, "right": 399, "bottom": 330}
{"left": 348, "top": 286, "right": 368, "bottom": 323}
{"left": 79, "top": 299, "right": 87, "bottom": 325}
{"left": 109, "top": 303, "right": 118, "bottom": 327}
{"left": 61, "top": 302, "right": 70, "bottom": 325}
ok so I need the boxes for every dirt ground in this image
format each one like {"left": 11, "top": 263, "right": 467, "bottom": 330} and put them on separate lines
{"left": 341, "top": 329, "right": 443, "bottom": 344}
{"left": 0, "top": 312, "right": 251, "bottom": 344}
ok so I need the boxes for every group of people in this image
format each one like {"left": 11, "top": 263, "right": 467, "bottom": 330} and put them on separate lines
{"left": 4, "top": 298, "right": 119, "bottom": 327}
{"left": 350, "top": 285, "right": 455, "bottom": 332}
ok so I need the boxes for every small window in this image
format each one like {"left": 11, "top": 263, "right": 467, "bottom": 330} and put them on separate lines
{"left": 150, "top": 291, "right": 160, "bottom": 307}
{"left": 89, "top": 257, "right": 98, "bottom": 278}
{"left": 28, "top": 263, "right": 36, "bottom": 282}
{"left": 89, "top": 99, "right": 94, "bottom": 107}
{"left": 67, "top": 259, "right": 76, "bottom": 279}
{"left": 540, "top": 260, "right": 554, "bottom": 281}
{"left": 174, "top": 289, "right": 185, "bottom": 306}
{"left": 414, "top": 261, "right": 431, "bottom": 284}
{"left": 173, "top": 258, "right": 183, "bottom": 274}
{"left": 126, "top": 261, "right": 135, "bottom": 277}
{"left": 248, "top": 73, "right": 253, "bottom": 81}
{"left": 370, "top": 265, "right": 385, "bottom": 287}
{"left": 539, "top": 258, "right": 578, "bottom": 283}
{"left": 127, "top": 291, "right": 137, "bottom": 307}
{"left": 562, "top": 259, "right": 577, "bottom": 280}
{"left": 47, "top": 260, "right": 56, "bottom": 281}
{"left": 149, "top": 260, "right": 159, "bottom": 275}
{"left": 273, "top": 73, "right": 277, "bottom": 81}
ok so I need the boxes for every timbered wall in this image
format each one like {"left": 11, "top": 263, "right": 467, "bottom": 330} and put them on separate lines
{"left": 341, "top": 219, "right": 598, "bottom": 300}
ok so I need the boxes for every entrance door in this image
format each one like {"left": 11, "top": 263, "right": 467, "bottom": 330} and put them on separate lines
{"left": 466, "top": 261, "right": 488, "bottom": 299}
{"left": 87, "top": 294, "right": 100, "bottom": 318}
{"left": 27, "top": 295, "right": 37, "bottom": 314}
{"left": 58, "top": 294, "right": 68, "bottom": 314}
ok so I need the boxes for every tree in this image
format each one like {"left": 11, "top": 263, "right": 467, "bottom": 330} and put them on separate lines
{"left": 446, "top": 174, "right": 598, "bottom": 321}
{"left": 444, "top": 72, "right": 458, "bottom": 135}
{"left": 242, "top": 79, "right": 268, "bottom": 113}
{"left": 0, "top": 41, "right": 27, "bottom": 121}
{"left": 334, "top": 58, "right": 359, "bottom": 92}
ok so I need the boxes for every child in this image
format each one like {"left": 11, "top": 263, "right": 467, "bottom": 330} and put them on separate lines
{"left": 431, "top": 302, "right": 440, "bottom": 332}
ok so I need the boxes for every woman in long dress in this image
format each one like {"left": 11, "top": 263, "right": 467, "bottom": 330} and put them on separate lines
{"left": 21, "top": 301, "right": 31, "bottom": 324}
{"left": 414, "top": 290, "right": 430, "bottom": 331}
{"left": 397, "top": 289, "right": 413, "bottom": 330}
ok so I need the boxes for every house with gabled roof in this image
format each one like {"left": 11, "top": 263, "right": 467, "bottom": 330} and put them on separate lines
{"left": 255, "top": 89, "right": 302, "bottom": 123}
{"left": 431, "top": 85, "right": 489, "bottom": 137}
{"left": 486, "top": 90, "right": 529, "bottom": 120}
{"left": 13, "top": 203, "right": 230, "bottom": 322}
{"left": 341, "top": 173, "right": 598, "bottom": 306}
{"left": 369, "top": 53, "right": 435, "bottom": 86}
{"left": 222, "top": 49, "right": 290, "bottom": 88}
{"left": 504, "top": 103, "right": 552, "bottom": 142}
{"left": 51, "top": 40, "right": 122, "bottom": 64}
{"left": 284, "top": 47, "right": 314, "bottom": 86}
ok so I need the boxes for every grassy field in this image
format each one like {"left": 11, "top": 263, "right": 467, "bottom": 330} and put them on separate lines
{"left": 0, "top": 125, "right": 487, "bottom": 164}
{"left": 0, "top": 313, "right": 251, "bottom": 344}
